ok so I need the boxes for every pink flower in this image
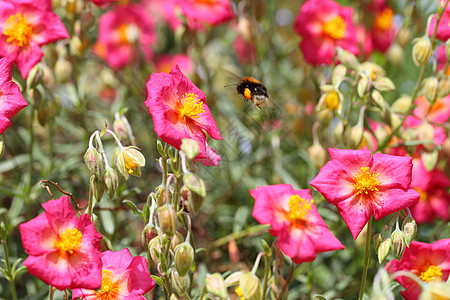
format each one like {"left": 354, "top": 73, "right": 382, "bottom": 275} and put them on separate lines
{"left": 145, "top": 65, "right": 222, "bottom": 163}
{"left": 0, "top": 57, "right": 27, "bottom": 134}
{"left": 435, "top": 44, "right": 447, "bottom": 71}
{"left": 409, "top": 158, "right": 450, "bottom": 224}
{"left": 0, "top": 0, "right": 69, "bottom": 78}
{"left": 19, "top": 196, "right": 102, "bottom": 290}
{"left": 155, "top": 54, "right": 193, "bottom": 75}
{"left": 310, "top": 149, "right": 420, "bottom": 239}
{"left": 94, "top": 3, "right": 155, "bottom": 69}
{"left": 87, "top": 0, "right": 119, "bottom": 6}
{"left": 429, "top": 8, "right": 450, "bottom": 41}
{"left": 250, "top": 184, "right": 344, "bottom": 264}
{"left": 368, "top": 0, "right": 396, "bottom": 53}
{"left": 72, "top": 248, "right": 155, "bottom": 299}
{"left": 386, "top": 239, "right": 450, "bottom": 300}
{"left": 412, "top": 95, "right": 450, "bottom": 124}
{"left": 163, "top": 0, "right": 234, "bottom": 31}
{"left": 293, "top": 0, "right": 359, "bottom": 65}
{"left": 233, "top": 35, "right": 256, "bottom": 65}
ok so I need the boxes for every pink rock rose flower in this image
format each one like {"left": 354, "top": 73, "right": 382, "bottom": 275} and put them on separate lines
{"left": 0, "top": 0, "right": 69, "bottom": 78}
{"left": 72, "top": 248, "right": 155, "bottom": 299}
{"left": 155, "top": 54, "right": 193, "bottom": 75}
{"left": 250, "top": 184, "right": 344, "bottom": 264}
{"left": 310, "top": 149, "right": 420, "bottom": 239}
{"left": 19, "top": 196, "right": 103, "bottom": 290}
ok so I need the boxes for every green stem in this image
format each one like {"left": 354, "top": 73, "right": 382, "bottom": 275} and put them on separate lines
{"left": 358, "top": 216, "right": 373, "bottom": 300}
{"left": 280, "top": 262, "right": 294, "bottom": 297}
{"left": 262, "top": 254, "right": 271, "bottom": 300}
{"left": 49, "top": 286, "right": 54, "bottom": 300}
{"left": 207, "top": 224, "right": 270, "bottom": 252}
{"left": 27, "top": 107, "right": 34, "bottom": 202}
{"left": 1, "top": 236, "right": 18, "bottom": 300}
{"left": 162, "top": 143, "right": 168, "bottom": 186}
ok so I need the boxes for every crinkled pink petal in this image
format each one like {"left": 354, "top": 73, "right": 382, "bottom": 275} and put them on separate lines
{"left": 19, "top": 213, "right": 57, "bottom": 256}
{"left": 250, "top": 184, "right": 294, "bottom": 226}
{"left": 23, "top": 253, "right": 72, "bottom": 290}
{"left": 372, "top": 153, "right": 413, "bottom": 189}
{"left": 335, "top": 194, "right": 374, "bottom": 239}
{"left": 25, "top": 11, "right": 69, "bottom": 45}
{"left": 329, "top": 148, "right": 373, "bottom": 174}
{"left": 0, "top": 115, "right": 11, "bottom": 134}
{"left": 14, "top": 43, "right": 43, "bottom": 79}
{"left": 196, "top": 145, "right": 221, "bottom": 166}
{"left": 372, "top": 188, "right": 419, "bottom": 220}
{"left": 277, "top": 227, "right": 317, "bottom": 264}
{"left": 128, "top": 255, "right": 155, "bottom": 294}
{"left": 42, "top": 196, "right": 78, "bottom": 234}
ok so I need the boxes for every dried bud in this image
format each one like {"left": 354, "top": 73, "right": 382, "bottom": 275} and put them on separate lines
{"left": 391, "top": 95, "right": 412, "bottom": 114}
{"left": 103, "top": 167, "right": 119, "bottom": 200}
{"left": 205, "top": 273, "right": 227, "bottom": 299}
{"left": 373, "top": 233, "right": 383, "bottom": 252}
{"left": 374, "top": 77, "right": 396, "bottom": 92}
{"left": 148, "top": 237, "right": 162, "bottom": 265}
{"left": 377, "top": 238, "right": 392, "bottom": 263}
{"left": 158, "top": 205, "right": 177, "bottom": 237}
{"left": 391, "top": 228, "right": 406, "bottom": 260}
{"left": 308, "top": 143, "right": 327, "bottom": 168}
{"left": 239, "top": 272, "right": 262, "bottom": 300}
{"left": 397, "top": 27, "right": 411, "bottom": 48}
{"left": 174, "top": 243, "right": 194, "bottom": 276}
{"left": 54, "top": 58, "right": 72, "bottom": 83}
{"left": 412, "top": 37, "right": 432, "bottom": 66}
{"left": 402, "top": 215, "right": 417, "bottom": 247}
{"left": 142, "top": 224, "right": 157, "bottom": 247}
{"left": 170, "top": 269, "right": 190, "bottom": 296}
{"left": 181, "top": 138, "right": 199, "bottom": 160}
{"left": 116, "top": 146, "right": 145, "bottom": 180}
{"left": 423, "top": 77, "right": 438, "bottom": 102}
{"left": 84, "top": 147, "right": 105, "bottom": 178}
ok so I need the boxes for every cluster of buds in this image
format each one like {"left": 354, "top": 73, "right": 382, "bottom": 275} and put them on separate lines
{"left": 374, "top": 211, "right": 417, "bottom": 263}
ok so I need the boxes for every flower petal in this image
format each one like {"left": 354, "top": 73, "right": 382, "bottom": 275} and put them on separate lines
{"left": 20, "top": 213, "right": 57, "bottom": 256}
{"left": 372, "top": 188, "right": 419, "bottom": 220}
{"left": 335, "top": 194, "right": 373, "bottom": 239}
{"left": 372, "top": 153, "right": 413, "bottom": 189}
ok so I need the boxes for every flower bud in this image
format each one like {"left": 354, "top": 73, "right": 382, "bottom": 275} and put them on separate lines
{"left": 103, "top": 167, "right": 119, "bottom": 200}
{"left": 397, "top": 27, "right": 411, "bottom": 48}
{"left": 158, "top": 205, "right": 177, "bottom": 237}
{"left": 323, "top": 91, "right": 341, "bottom": 111}
{"left": 419, "top": 281, "right": 450, "bottom": 300}
{"left": 69, "top": 36, "right": 84, "bottom": 57}
{"left": 90, "top": 175, "right": 105, "bottom": 202}
{"left": 156, "top": 185, "right": 168, "bottom": 207}
{"left": 371, "top": 90, "right": 386, "bottom": 110}
{"left": 113, "top": 114, "right": 132, "bottom": 143}
{"left": 332, "top": 65, "right": 347, "bottom": 85}
{"left": 205, "top": 273, "right": 227, "bottom": 299}
{"left": 337, "top": 47, "right": 360, "bottom": 70}
{"left": 183, "top": 173, "right": 206, "bottom": 197}
{"left": 357, "top": 74, "right": 370, "bottom": 97}
{"left": 84, "top": 147, "right": 105, "bottom": 178}
{"left": 373, "top": 233, "right": 383, "bottom": 252}
{"left": 116, "top": 146, "right": 145, "bottom": 180}
{"left": 377, "top": 238, "right": 392, "bottom": 263}
{"left": 181, "top": 138, "right": 199, "bottom": 160}
{"left": 308, "top": 143, "right": 327, "bottom": 169}
{"left": 412, "top": 37, "right": 432, "bottom": 66}
{"left": 239, "top": 272, "right": 262, "bottom": 300}
{"left": 374, "top": 77, "right": 396, "bottom": 92}
{"left": 170, "top": 268, "right": 190, "bottom": 296}
{"left": 224, "top": 271, "right": 243, "bottom": 287}
{"left": 391, "top": 95, "right": 412, "bottom": 114}
{"left": 54, "top": 58, "right": 72, "bottom": 83}
{"left": 148, "top": 237, "right": 162, "bottom": 266}
{"left": 170, "top": 232, "right": 184, "bottom": 251}
{"left": 142, "top": 224, "right": 157, "bottom": 247}
{"left": 386, "top": 43, "right": 404, "bottom": 65}
{"left": 402, "top": 215, "right": 417, "bottom": 247}
{"left": 391, "top": 228, "right": 406, "bottom": 260}
{"left": 317, "top": 109, "right": 334, "bottom": 124}
{"left": 174, "top": 242, "right": 194, "bottom": 276}
{"left": 438, "top": 76, "right": 450, "bottom": 98}
{"left": 0, "top": 137, "right": 4, "bottom": 159}
{"left": 423, "top": 77, "right": 438, "bottom": 102}
{"left": 417, "top": 122, "right": 435, "bottom": 152}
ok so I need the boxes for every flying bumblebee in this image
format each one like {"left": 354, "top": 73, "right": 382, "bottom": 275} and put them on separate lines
{"left": 226, "top": 76, "right": 269, "bottom": 109}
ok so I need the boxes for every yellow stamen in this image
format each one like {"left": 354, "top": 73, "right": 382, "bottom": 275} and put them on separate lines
{"left": 286, "top": 195, "right": 314, "bottom": 226}
{"left": 3, "top": 13, "right": 33, "bottom": 47}
{"left": 352, "top": 167, "right": 380, "bottom": 196}
{"left": 324, "top": 91, "right": 340, "bottom": 111}
{"left": 235, "top": 285, "right": 246, "bottom": 300}
{"left": 95, "top": 270, "right": 120, "bottom": 300}
{"left": 123, "top": 151, "right": 138, "bottom": 174}
{"left": 54, "top": 228, "right": 82, "bottom": 254}
{"left": 323, "top": 16, "right": 346, "bottom": 40}
{"left": 374, "top": 8, "right": 394, "bottom": 31}
{"left": 178, "top": 93, "right": 205, "bottom": 120}
{"left": 420, "top": 265, "right": 443, "bottom": 282}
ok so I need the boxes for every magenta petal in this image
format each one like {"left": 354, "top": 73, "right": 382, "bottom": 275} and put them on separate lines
{"left": 24, "top": 253, "right": 73, "bottom": 290}
{"left": 372, "top": 188, "right": 420, "bottom": 220}
{"left": 335, "top": 194, "right": 373, "bottom": 239}
{"left": 14, "top": 43, "right": 43, "bottom": 79}
{"left": 0, "top": 115, "right": 11, "bottom": 134}
{"left": 372, "top": 153, "right": 413, "bottom": 189}
{"left": 328, "top": 148, "right": 373, "bottom": 174}
{"left": 277, "top": 228, "right": 317, "bottom": 264}
{"left": 42, "top": 196, "right": 78, "bottom": 233}
{"left": 31, "top": 12, "right": 69, "bottom": 45}
{"left": 250, "top": 184, "right": 294, "bottom": 226}
{"left": 20, "top": 213, "right": 56, "bottom": 255}
{"left": 128, "top": 256, "right": 155, "bottom": 294}
{"left": 102, "top": 248, "right": 133, "bottom": 271}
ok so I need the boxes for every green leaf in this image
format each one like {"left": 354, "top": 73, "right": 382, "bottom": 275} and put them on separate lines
{"left": 313, "top": 295, "right": 328, "bottom": 300}
{"left": 100, "top": 123, "right": 108, "bottom": 137}
{"left": 151, "top": 275, "right": 164, "bottom": 288}
{"left": 122, "top": 200, "right": 143, "bottom": 216}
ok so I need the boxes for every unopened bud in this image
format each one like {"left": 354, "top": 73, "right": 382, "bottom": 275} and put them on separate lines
{"left": 69, "top": 36, "right": 84, "bottom": 57}
{"left": 391, "top": 228, "right": 406, "bottom": 260}
{"left": 148, "top": 237, "right": 162, "bottom": 265}
{"left": 142, "top": 224, "right": 157, "bottom": 247}
{"left": 371, "top": 90, "right": 386, "bottom": 110}
{"left": 412, "top": 37, "right": 432, "bottom": 66}
{"left": 438, "top": 76, "right": 450, "bottom": 98}
{"left": 84, "top": 147, "right": 105, "bottom": 178}
{"left": 224, "top": 271, "right": 243, "bottom": 287}
{"left": 402, "top": 215, "right": 417, "bottom": 247}
{"left": 373, "top": 233, "right": 383, "bottom": 252}
{"left": 357, "top": 74, "right": 370, "bottom": 97}
{"left": 116, "top": 146, "right": 145, "bottom": 180}
{"left": 205, "top": 273, "right": 227, "bottom": 299}
{"left": 90, "top": 175, "right": 104, "bottom": 202}
{"left": 423, "top": 77, "right": 438, "bottom": 101}
{"left": 170, "top": 232, "right": 184, "bottom": 251}
{"left": 391, "top": 95, "right": 412, "bottom": 114}
{"left": 417, "top": 122, "right": 435, "bottom": 152}
{"left": 103, "top": 167, "right": 118, "bottom": 200}
{"left": 337, "top": 48, "right": 360, "bottom": 70}
{"left": 183, "top": 173, "right": 206, "bottom": 197}
{"left": 174, "top": 243, "right": 194, "bottom": 276}
{"left": 377, "top": 238, "right": 392, "bottom": 263}
{"left": 54, "top": 58, "right": 72, "bottom": 83}
{"left": 332, "top": 65, "right": 347, "bottom": 85}
{"left": 239, "top": 272, "right": 262, "bottom": 300}
{"left": 308, "top": 143, "right": 327, "bottom": 168}
{"left": 113, "top": 114, "right": 131, "bottom": 142}
{"left": 158, "top": 205, "right": 177, "bottom": 237}
{"left": 170, "top": 268, "right": 190, "bottom": 296}
{"left": 26, "top": 64, "right": 43, "bottom": 89}
{"left": 386, "top": 43, "right": 404, "bottom": 65}
{"left": 0, "top": 137, "right": 4, "bottom": 159}
{"left": 317, "top": 109, "right": 333, "bottom": 124}
{"left": 156, "top": 185, "right": 168, "bottom": 207}
{"left": 374, "top": 77, "right": 396, "bottom": 92}
{"left": 397, "top": 27, "right": 411, "bottom": 48}
{"left": 181, "top": 138, "right": 199, "bottom": 160}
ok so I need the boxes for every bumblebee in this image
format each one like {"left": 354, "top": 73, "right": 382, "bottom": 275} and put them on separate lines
{"left": 227, "top": 76, "right": 269, "bottom": 108}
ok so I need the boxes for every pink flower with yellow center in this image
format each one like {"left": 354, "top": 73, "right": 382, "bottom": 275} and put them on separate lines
{"left": 386, "top": 239, "right": 450, "bottom": 300}
{"left": 0, "top": 57, "right": 27, "bottom": 135}
{"left": 19, "top": 196, "right": 102, "bottom": 290}
{"left": 72, "top": 248, "right": 155, "bottom": 299}
{"left": 429, "top": 2, "right": 450, "bottom": 42}
{"left": 293, "top": 0, "right": 359, "bottom": 65}
{"left": 155, "top": 54, "right": 193, "bottom": 75}
{"left": 250, "top": 184, "right": 344, "bottom": 264}
{"left": 145, "top": 65, "right": 222, "bottom": 165}
{"left": 94, "top": 3, "right": 155, "bottom": 69}
{"left": 0, "top": 0, "right": 69, "bottom": 78}
{"left": 409, "top": 158, "right": 450, "bottom": 224}
{"left": 310, "top": 149, "right": 420, "bottom": 239}
{"left": 368, "top": 0, "right": 396, "bottom": 53}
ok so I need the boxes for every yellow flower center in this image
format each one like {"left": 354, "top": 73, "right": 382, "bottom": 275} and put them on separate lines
{"left": 54, "top": 228, "right": 82, "bottom": 254}
{"left": 178, "top": 93, "right": 205, "bottom": 120}
{"left": 118, "top": 23, "right": 139, "bottom": 45}
{"left": 286, "top": 195, "right": 314, "bottom": 227}
{"left": 235, "top": 285, "right": 246, "bottom": 300}
{"left": 123, "top": 151, "right": 138, "bottom": 174}
{"left": 325, "top": 91, "right": 340, "bottom": 110}
{"left": 352, "top": 167, "right": 380, "bottom": 196}
{"left": 3, "top": 13, "right": 33, "bottom": 47}
{"left": 414, "top": 187, "right": 428, "bottom": 203}
{"left": 95, "top": 270, "right": 120, "bottom": 300}
{"left": 323, "top": 16, "right": 346, "bottom": 40}
{"left": 374, "top": 8, "right": 394, "bottom": 31}
{"left": 420, "top": 265, "right": 443, "bottom": 282}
